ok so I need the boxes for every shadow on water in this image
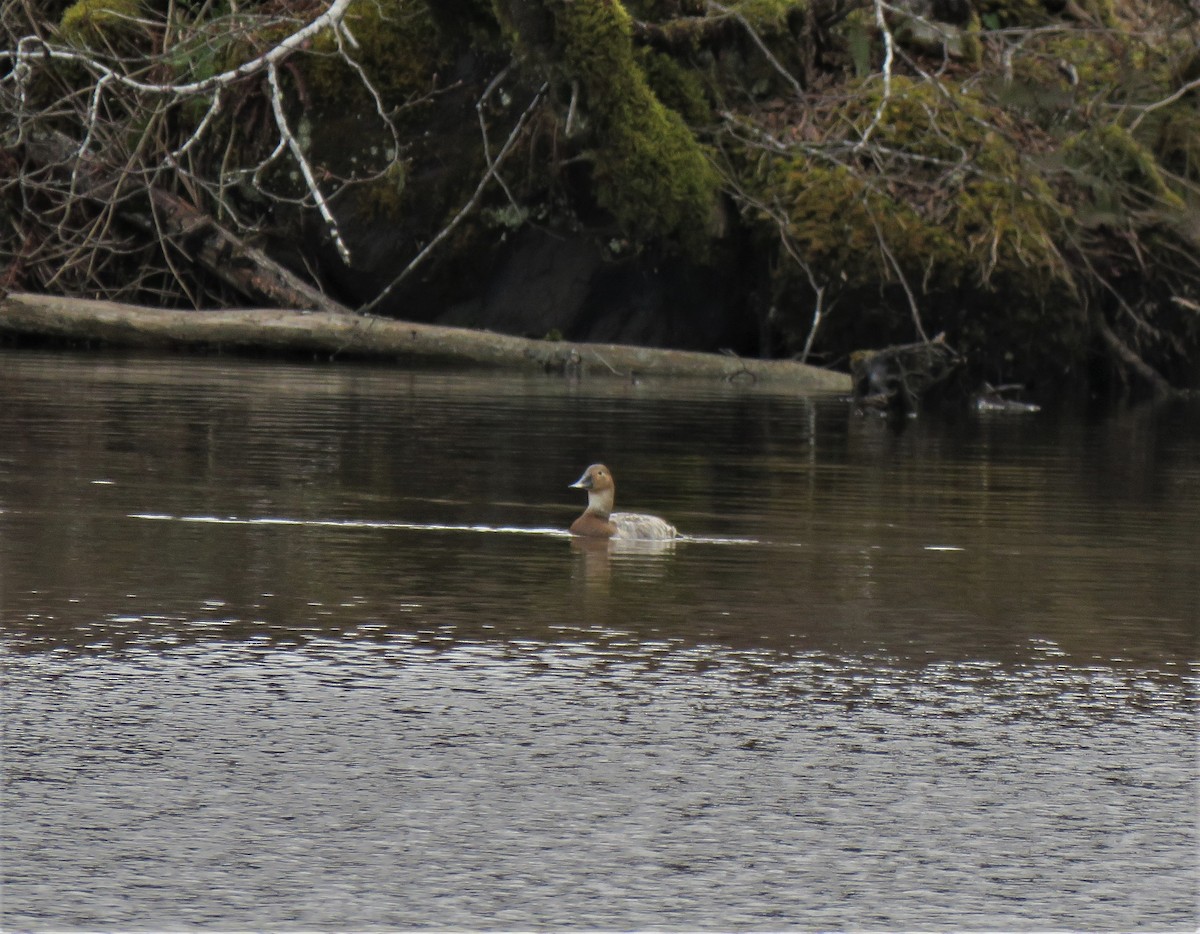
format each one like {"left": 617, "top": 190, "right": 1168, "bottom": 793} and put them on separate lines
{"left": 1, "top": 349, "right": 1197, "bottom": 930}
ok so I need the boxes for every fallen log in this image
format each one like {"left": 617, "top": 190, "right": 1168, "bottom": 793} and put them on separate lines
{"left": 0, "top": 293, "right": 853, "bottom": 390}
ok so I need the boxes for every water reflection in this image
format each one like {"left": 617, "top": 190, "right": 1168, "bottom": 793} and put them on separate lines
{"left": 1, "top": 349, "right": 1197, "bottom": 930}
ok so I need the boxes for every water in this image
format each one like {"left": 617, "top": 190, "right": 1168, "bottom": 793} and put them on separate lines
{"left": 1, "top": 349, "right": 1197, "bottom": 930}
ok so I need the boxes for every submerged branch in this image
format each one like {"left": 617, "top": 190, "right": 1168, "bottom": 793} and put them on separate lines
{"left": 1093, "top": 309, "right": 1175, "bottom": 398}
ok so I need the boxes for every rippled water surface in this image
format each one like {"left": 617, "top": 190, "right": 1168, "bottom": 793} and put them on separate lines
{"left": 2, "top": 349, "right": 1197, "bottom": 930}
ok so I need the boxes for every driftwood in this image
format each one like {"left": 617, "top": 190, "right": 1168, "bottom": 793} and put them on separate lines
{"left": 0, "top": 293, "right": 853, "bottom": 390}
{"left": 850, "top": 337, "right": 963, "bottom": 413}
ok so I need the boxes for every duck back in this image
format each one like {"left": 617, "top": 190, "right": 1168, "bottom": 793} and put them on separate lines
{"left": 610, "top": 512, "right": 678, "bottom": 541}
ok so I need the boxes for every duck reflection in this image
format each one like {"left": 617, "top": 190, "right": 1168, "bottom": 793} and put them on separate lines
{"left": 570, "top": 534, "right": 677, "bottom": 589}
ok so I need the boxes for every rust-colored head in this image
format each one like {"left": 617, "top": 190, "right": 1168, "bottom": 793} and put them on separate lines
{"left": 569, "top": 464, "right": 615, "bottom": 494}
{"left": 570, "top": 464, "right": 617, "bottom": 536}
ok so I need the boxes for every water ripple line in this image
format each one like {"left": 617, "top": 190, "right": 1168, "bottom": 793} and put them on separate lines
{"left": 127, "top": 512, "right": 771, "bottom": 546}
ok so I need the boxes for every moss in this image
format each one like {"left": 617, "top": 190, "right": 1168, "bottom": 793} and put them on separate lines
{"left": 306, "top": 1, "right": 443, "bottom": 107}
{"left": 960, "top": 14, "right": 983, "bottom": 66}
{"left": 999, "top": 26, "right": 1197, "bottom": 134}
{"left": 753, "top": 77, "right": 1078, "bottom": 372}
{"left": 287, "top": 0, "right": 449, "bottom": 194}
{"left": 836, "top": 8, "right": 877, "bottom": 77}
{"left": 621, "top": 0, "right": 708, "bottom": 17}
{"left": 975, "top": 0, "right": 1050, "bottom": 29}
{"left": 1063, "top": 124, "right": 1186, "bottom": 216}
{"left": 1153, "top": 105, "right": 1200, "bottom": 186}
{"left": 730, "top": 0, "right": 802, "bottom": 31}
{"left": 550, "top": 0, "right": 722, "bottom": 252}
{"left": 637, "top": 48, "right": 712, "bottom": 126}
{"left": 59, "top": 0, "right": 144, "bottom": 46}
{"left": 846, "top": 79, "right": 1068, "bottom": 274}
{"left": 426, "top": 0, "right": 500, "bottom": 47}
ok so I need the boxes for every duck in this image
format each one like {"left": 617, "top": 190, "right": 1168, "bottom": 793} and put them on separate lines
{"left": 569, "top": 464, "right": 679, "bottom": 540}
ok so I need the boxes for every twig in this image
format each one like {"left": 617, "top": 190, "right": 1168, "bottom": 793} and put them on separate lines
{"left": 590, "top": 351, "right": 625, "bottom": 376}
{"left": 165, "top": 90, "right": 223, "bottom": 164}
{"left": 873, "top": 217, "right": 930, "bottom": 342}
{"left": 329, "top": 20, "right": 400, "bottom": 161}
{"left": 1128, "top": 73, "right": 1200, "bottom": 133}
{"left": 358, "top": 82, "right": 548, "bottom": 315}
{"left": 565, "top": 80, "right": 580, "bottom": 137}
{"left": 477, "top": 66, "right": 518, "bottom": 207}
{"left": 2, "top": 0, "right": 357, "bottom": 100}
{"left": 776, "top": 229, "right": 827, "bottom": 364}
{"left": 707, "top": 1, "right": 804, "bottom": 99}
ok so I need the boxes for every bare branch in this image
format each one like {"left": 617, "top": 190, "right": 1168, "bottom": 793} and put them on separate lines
{"left": 857, "top": 0, "right": 896, "bottom": 150}
{"left": 266, "top": 60, "right": 351, "bottom": 264}
{"left": 706, "top": 1, "right": 804, "bottom": 99}
{"left": 2, "top": 0, "right": 356, "bottom": 102}
{"left": 477, "top": 65, "right": 519, "bottom": 207}
{"left": 776, "top": 229, "right": 828, "bottom": 364}
{"left": 873, "top": 216, "right": 930, "bottom": 343}
{"left": 1128, "top": 72, "right": 1200, "bottom": 132}
{"left": 20, "top": 126, "right": 349, "bottom": 313}
{"left": 1, "top": 0, "right": 404, "bottom": 306}
{"left": 359, "top": 82, "right": 549, "bottom": 315}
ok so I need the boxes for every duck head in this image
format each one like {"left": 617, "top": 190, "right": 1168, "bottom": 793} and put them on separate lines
{"left": 570, "top": 464, "right": 616, "bottom": 519}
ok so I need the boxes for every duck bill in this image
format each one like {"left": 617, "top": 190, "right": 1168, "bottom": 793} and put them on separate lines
{"left": 569, "top": 471, "right": 594, "bottom": 490}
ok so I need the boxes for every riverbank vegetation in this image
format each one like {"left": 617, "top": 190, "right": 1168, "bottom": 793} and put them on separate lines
{"left": 2, "top": 0, "right": 1197, "bottom": 396}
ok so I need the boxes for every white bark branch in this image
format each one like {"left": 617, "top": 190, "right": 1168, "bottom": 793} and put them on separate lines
{"left": 857, "top": 0, "right": 896, "bottom": 149}
{"left": 266, "top": 61, "right": 351, "bottom": 264}
{"left": 2, "top": 0, "right": 356, "bottom": 102}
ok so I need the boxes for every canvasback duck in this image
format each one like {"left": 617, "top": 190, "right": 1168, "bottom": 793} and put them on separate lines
{"left": 569, "top": 464, "right": 678, "bottom": 540}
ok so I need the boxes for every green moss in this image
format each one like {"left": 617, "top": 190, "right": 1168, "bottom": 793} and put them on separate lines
{"left": 1063, "top": 124, "right": 1186, "bottom": 216}
{"left": 306, "top": 1, "right": 443, "bottom": 106}
{"left": 59, "top": 0, "right": 144, "bottom": 46}
{"left": 284, "top": 0, "right": 449, "bottom": 194}
{"left": 960, "top": 13, "right": 983, "bottom": 65}
{"left": 730, "top": 0, "right": 801, "bottom": 31}
{"left": 976, "top": 0, "right": 1050, "bottom": 29}
{"left": 975, "top": 0, "right": 1115, "bottom": 30}
{"left": 621, "top": 0, "right": 707, "bottom": 18}
{"left": 426, "top": 0, "right": 500, "bottom": 46}
{"left": 550, "top": 0, "right": 722, "bottom": 252}
{"left": 1000, "top": 27, "right": 1196, "bottom": 130}
{"left": 637, "top": 48, "right": 712, "bottom": 126}
{"left": 752, "top": 77, "right": 1078, "bottom": 369}
{"left": 1153, "top": 105, "right": 1200, "bottom": 186}
{"left": 836, "top": 8, "right": 876, "bottom": 78}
